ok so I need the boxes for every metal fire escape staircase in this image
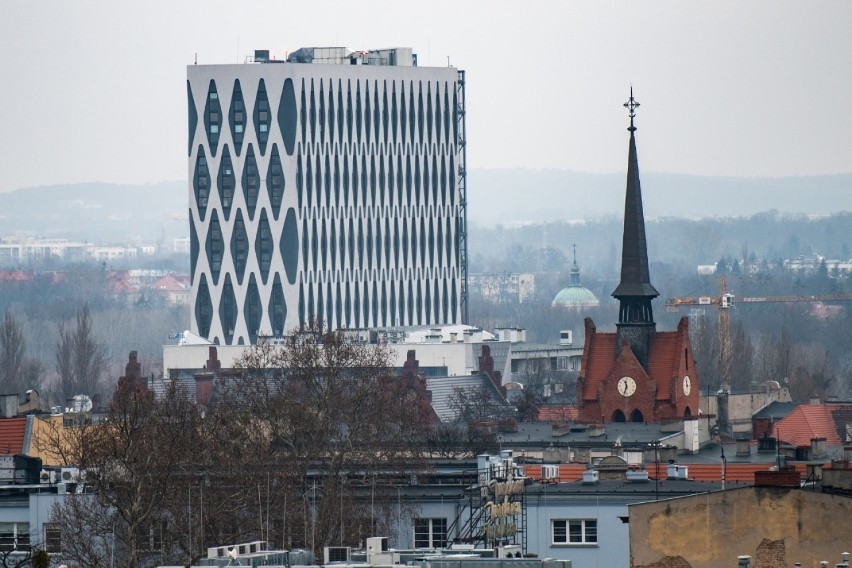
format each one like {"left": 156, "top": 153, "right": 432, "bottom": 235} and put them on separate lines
{"left": 446, "top": 455, "right": 527, "bottom": 554}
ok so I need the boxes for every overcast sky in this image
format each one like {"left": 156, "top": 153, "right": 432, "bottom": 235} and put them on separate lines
{"left": 1, "top": 1, "right": 850, "bottom": 194}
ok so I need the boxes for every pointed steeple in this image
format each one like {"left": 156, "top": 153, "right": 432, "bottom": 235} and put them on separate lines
{"left": 612, "top": 88, "right": 658, "bottom": 367}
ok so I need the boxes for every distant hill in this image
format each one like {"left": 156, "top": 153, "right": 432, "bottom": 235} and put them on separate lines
{"left": 0, "top": 182, "right": 188, "bottom": 243}
{"left": 1, "top": 171, "right": 849, "bottom": 243}
{"left": 469, "top": 170, "right": 852, "bottom": 225}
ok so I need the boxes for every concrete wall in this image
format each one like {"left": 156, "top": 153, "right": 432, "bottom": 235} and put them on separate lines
{"left": 628, "top": 487, "right": 852, "bottom": 568}
{"left": 716, "top": 388, "right": 792, "bottom": 437}
{"left": 163, "top": 340, "right": 512, "bottom": 383}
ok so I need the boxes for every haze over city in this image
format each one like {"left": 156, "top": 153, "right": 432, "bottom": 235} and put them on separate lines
{"left": 0, "top": 3, "right": 851, "bottom": 566}
{"left": 1, "top": 1, "right": 851, "bottom": 199}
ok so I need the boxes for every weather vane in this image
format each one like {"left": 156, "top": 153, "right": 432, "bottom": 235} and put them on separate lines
{"left": 623, "top": 87, "right": 639, "bottom": 131}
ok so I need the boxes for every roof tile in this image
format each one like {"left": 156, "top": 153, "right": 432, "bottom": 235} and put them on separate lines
{"left": 0, "top": 418, "right": 27, "bottom": 455}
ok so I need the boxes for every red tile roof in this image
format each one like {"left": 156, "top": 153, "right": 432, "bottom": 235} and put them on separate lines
{"left": 581, "top": 328, "right": 687, "bottom": 402}
{"left": 524, "top": 464, "right": 587, "bottom": 482}
{"left": 581, "top": 333, "right": 616, "bottom": 401}
{"left": 0, "top": 271, "right": 34, "bottom": 282}
{"left": 0, "top": 418, "right": 27, "bottom": 455}
{"left": 773, "top": 404, "right": 850, "bottom": 447}
{"left": 150, "top": 274, "right": 190, "bottom": 292}
{"left": 536, "top": 405, "right": 578, "bottom": 422}
{"left": 525, "top": 462, "right": 809, "bottom": 484}
{"left": 645, "top": 331, "right": 683, "bottom": 401}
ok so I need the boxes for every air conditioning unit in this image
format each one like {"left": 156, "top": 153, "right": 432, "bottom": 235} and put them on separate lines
{"left": 39, "top": 469, "right": 57, "bottom": 484}
{"left": 324, "top": 546, "right": 352, "bottom": 564}
{"left": 366, "top": 537, "right": 398, "bottom": 565}
{"left": 496, "top": 545, "right": 522, "bottom": 559}
{"left": 61, "top": 467, "right": 80, "bottom": 483}
{"left": 581, "top": 469, "right": 599, "bottom": 484}
{"left": 542, "top": 464, "right": 559, "bottom": 480}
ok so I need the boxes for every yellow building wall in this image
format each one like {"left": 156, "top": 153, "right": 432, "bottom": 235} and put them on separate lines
{"left": 629, "top": 486, "right": 852, "bottom": 568}
{"left": 25, "top": 414, "right": 76, "bottom": 467}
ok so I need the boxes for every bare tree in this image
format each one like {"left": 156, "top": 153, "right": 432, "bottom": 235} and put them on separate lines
{"left": 0, "top": 312, "right": 26, "bottom": 393}
{"left": 56, "top": 303, "right": 107, "bottom": 403}
{"left": 226, "top": 322, "right": 432, "bottom": 556}
{"left": 43, "top": 377, "right": 204, "bottom": 568}
{"left": 447, "top": 386, "right": 513, "bottom": 423}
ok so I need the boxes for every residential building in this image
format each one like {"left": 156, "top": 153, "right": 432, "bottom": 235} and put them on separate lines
{"left": 468, "top": 272, "right": 535, "bottom": 303}
{"left": 187, "top": 47, "right": 467, "bottom": 345}
{"left": 627, "top": 468, "right": 852, "bottom": 568}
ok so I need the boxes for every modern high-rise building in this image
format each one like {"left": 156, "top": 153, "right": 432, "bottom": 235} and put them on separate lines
{"left": 187, "top": 47, "right": 467, "bottom": 345}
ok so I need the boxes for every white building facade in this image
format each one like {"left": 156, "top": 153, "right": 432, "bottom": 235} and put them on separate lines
{"left": 188, "top": 47, "right": 467, "bottom": 345}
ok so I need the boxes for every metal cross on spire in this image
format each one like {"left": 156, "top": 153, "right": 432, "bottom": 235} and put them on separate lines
{"left": 623, "top": 86, "right": 640, "bottom": 132}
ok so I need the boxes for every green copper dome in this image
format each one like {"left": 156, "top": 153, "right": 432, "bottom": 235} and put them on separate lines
{"left": 552, "top": 247, "right": 600, "bottom": 308}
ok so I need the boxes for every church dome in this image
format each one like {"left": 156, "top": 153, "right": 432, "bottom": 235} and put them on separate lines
{"left": 552, "top": 284, "right": 600, "bottom": 308}
{"left": 552, "top": 247, "right": 600, "bottom": 308}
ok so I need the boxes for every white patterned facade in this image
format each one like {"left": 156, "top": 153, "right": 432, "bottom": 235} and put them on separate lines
{"left": 187, "top": 49, "right": 465, "bottom": 345}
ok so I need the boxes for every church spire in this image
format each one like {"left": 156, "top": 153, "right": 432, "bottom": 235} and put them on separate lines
{"left": 569, "top": 243, "right": 581, "bottom": 287}
{"left": 612, "top": 88, "right": 658, "bottom": 367}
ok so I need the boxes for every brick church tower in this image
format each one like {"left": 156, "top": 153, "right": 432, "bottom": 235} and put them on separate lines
{"left": 577, "top": 90, "right": 699, "bottom": 423}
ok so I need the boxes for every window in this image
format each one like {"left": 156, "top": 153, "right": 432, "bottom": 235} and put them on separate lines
{"left": 136, "top": 521, "right": 166, "bottom": 551}
{"left": 552, "top": 519, "right": 597, "bottom": 545}
{"left": 0, "top": 522, "right": 29, "bottom": 551}
{"left": 44, "top": 523, "right": 61, "bottom": 553}
{"left": 414, "top": 518, "right": 446, "bottom": 549}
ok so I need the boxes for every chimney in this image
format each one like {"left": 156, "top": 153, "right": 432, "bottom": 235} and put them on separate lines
{"left": 811, "top": 437, "right": 827, "bottom": 459}
{"left": 194, "top": 373, "right": 214, "bottom": 405}
{"left": 736, "top": 438, "right": 752, "bottom": 457}
{"left": 206, "top": 347, "right": 221, "bottom": 372}
{"left": 754, "top": 468, "right": 800, "bottom": 488}
{"left": 810, "top": 395, "right": 821, "bottom": 405}
{"left": 125, "top": 351, "right": 141, "bottom": 380}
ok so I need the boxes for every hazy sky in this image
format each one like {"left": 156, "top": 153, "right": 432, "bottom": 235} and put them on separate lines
{"left": 1, "top": 1, "right": 850, "bottom": 193}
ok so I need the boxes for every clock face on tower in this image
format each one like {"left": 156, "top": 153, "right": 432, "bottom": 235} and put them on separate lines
{"left": 683, "top": 376, "right": 691, "bottom": 396}
{"left": 617, "top": 376, "right": 637, "bottom": 397}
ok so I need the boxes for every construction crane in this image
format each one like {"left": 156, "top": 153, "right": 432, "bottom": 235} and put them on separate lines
{"left": 666, "top": 275, "right": 852, "bottom": 386}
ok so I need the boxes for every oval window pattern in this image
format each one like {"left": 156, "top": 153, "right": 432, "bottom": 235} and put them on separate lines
{"left": 229, "top": 79, "right": 246, "bottom": 156}
{"left": 279, "top": 78, "right": 297, "bottom": 156}
{"left": 193, "top": 146, "right": 210, "bottom": 221}
{"left": 267, "top": 144, "right": 284, "bottom": 220}
{"left": 203, "top": 80, "right": 221, "bottom": 157}
{"left": 242, "top": 145, "right": 259, "bottom": 220}
{"left": 281, "top": 207, "right": 299, "bottom": 285}
{"left": 255, "top": 209, "right": 273, "bottom": 285}
{"left": 195, "top": 274, "right": 213, "bottom": 338}
{"left": 187, "top": 81, "right": 198, "bottom": 156}
{"left": 217, "top": 146, "right": 235, "bottom": 220}
{"left": 253, "top": 79, "right": 271, "bottom": 155}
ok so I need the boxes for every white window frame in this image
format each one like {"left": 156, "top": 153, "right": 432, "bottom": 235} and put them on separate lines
{"left": 413, "top": 517, "right": 447, "bottom": 549}
{"left": 552, "top": 519, "right": 597, "bottom": 545}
